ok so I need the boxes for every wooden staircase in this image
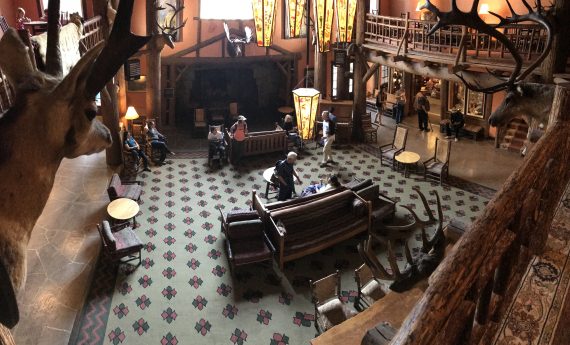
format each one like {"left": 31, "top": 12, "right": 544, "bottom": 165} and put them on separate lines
{"left": 500, "top": 118, "right": 528, "bottom": 153}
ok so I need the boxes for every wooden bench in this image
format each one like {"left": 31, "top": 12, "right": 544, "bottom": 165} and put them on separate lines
{"left": 225, "top": 129, "right": 288, "bottom": 158}
{"left": 461, "top": 124, "right": 484, "bottom": 141}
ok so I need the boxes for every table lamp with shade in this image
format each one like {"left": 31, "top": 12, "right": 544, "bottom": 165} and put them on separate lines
{"left": 124, "top": 106, "right": 139, "bottom": 132}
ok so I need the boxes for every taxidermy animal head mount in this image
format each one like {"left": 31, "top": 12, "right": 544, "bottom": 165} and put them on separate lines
{"left": 358, "top": 188, "right": 446, "bottom": 293}
{"left": 0, "top": 0, "right": 150, "bottom": 330}
{"left": 422, "top": 0, "right": 555, "bottom": 127}
{"left": 156, "top": 2, "right": 187, "bottom": 49}
{"left": 224, "top": 22, "right": 254, "bottom": 57}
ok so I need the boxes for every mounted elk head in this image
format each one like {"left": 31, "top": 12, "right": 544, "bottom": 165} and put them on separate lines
{"left": 358, "top": 189, "right": 446, "bottom": 293}
{"left": 224, "top": 22, "right": 254, "bottom": 57}
{"left": 156, "top": 2, "right": 187, "bottom": 50}
{"left": 421, "top": 0, "right": 555, "bottom": 127}
{"left": 0, "top": 0, "right": 150, "bottom": 329}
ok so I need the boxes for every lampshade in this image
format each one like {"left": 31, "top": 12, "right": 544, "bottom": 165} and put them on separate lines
{"left": 335, "top": 0, "right": 357, "bottom": 43}
{"left": 125, "top": 106, "right": 139, "bottom": 120}
{"left": 478, "top": 4, "right": 489, "bottom": 15}
{"left": 314, "top": 0, "right": 334, "bottom": 52}
{"left": 252, "top": 0, "right": 277, "bottom": 47}
{"left": 287, "top": 0, "right": 307, "bottom": 38}
{"left": 292, "top": 88, "right": 321, "bottom": 140}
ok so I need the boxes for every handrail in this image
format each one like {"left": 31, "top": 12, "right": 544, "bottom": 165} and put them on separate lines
{"left": 365, "top": 13, "right": 548, "bottom": 68}
{"left": 390, "top": 86, "right": 570, "bottom": 345}
{"left": 81, "top": 15, "right": 104, "bottom": 52}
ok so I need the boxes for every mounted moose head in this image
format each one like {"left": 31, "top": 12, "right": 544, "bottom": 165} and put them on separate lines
{"left": 422, "top": 0, "right": 555, "bottom": 127}
{"left": 358, "top": 188, "right": 446, "bottom": 293}
{"left": 156, "top": 2, "right": 187, "bottom": 50}
{"left": 223, "top": 22, "right": 254, "bottom": 57}
{"left": 0, "top": 0, "right": 150, "bottom": 330}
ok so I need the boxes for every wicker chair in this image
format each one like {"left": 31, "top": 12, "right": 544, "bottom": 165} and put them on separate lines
{"left": 354, "top": 263, "right": 386, "bottom": 310}
{"left": 97, "top": 221, "right": 143, "bottom": 270}
{"left": 423, "top": 137, "right": 451, "bottom": 185}
{"left": 310, "top": 270, "right": 357, "bottom": 334}
{"left": 362, "top": 113, "right": 378, "bottom": 143}
{"left": 379, "top": 126, "right": 408, "bottom": 169}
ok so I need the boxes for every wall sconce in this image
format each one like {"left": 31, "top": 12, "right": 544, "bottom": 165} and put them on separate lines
{"left": 292, "top": 88, "right": 321, "bottom": 140}
{"left": 335, "top": 0, "right": 357, "bottom": 43}
{"left": 125, "top": 106, "right": 139, "bottom": 132}
{"left": 252, "top": 0, "right": 277, "bottom": 46}
{"left": 287, "top": 0, "right": 307, "bottom": 38}
{"left": 314, "top": 0, "right": 335, "bottom": 52}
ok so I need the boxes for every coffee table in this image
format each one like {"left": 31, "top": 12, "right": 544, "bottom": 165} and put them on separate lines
{"left": 263, "top": 166, "right": 298, "bottom": 199}
{"left": 395, "top": 151, "right": 420, "bottom": 178}
{"left": 107, "top": 198, "right": 140, "bottom": 228}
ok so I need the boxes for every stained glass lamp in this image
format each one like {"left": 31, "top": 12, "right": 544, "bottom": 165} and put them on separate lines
{"left": 292, "top": 88, "right": 321, "bottom": 140}
{"left": 252, "top": 0, "right": 277, "bottom": 46}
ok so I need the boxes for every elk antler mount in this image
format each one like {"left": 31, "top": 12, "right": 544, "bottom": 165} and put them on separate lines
{"left": 156, "top": 2, "right": 187, "bottom": 49}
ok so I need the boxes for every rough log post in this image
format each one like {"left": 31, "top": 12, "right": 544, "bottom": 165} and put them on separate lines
{"left": 0, "top": 325, "right": 15, "bottom": 345}
{"left": 389, "top": 87, "right": 570, "bottom": 345}
{"left": 352, "top": 0, "right": 366, "bottom": 141}
{"left": 94, "top": 0, "right": 122, "bottom": 165}
{"left": 541, "top": 0, "right": 570, "bottom": 82}
{"left": 146, "top": 0, "right": 161, "bottom": 120}
{"left": 45, "top": 0, "right": 62, "bottom": 77}
{"left": 314, "top": 51, "right": 327, "bottom": 94}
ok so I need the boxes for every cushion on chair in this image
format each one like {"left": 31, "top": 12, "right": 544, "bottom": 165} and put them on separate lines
{"left": 225, "top": 209, "right": 259, "bottom": 223}
{"left": 425, "top": 161, "right": 445, "bottom": 174}
{"left": 113, "top": 228, "right": 143, "bottom": 251}
{"left": 317, "top": 299, "right": 355, "bottom": 330}
{"left": 230, "top": 240, "right": 272, "bottom": 266}
{"left": 123, "top": 184, "right": 143, "bottom": 200}
{"left": 381, "top": 148, "right": 398, "bottom": 160}
{"left": 101, "top": 221, "right": 116, "bottom": 251}
{"left": 362, "top": 279, "right": 386, "bottom": 302}
{"left": 226, "top": 219, "right": 264, "bottom": 240}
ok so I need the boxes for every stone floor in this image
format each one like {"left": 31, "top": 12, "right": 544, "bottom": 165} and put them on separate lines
{"left": 10, "top": 118, "right": 524, "bottom": 345}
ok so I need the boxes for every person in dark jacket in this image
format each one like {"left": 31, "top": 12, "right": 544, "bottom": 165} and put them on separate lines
{"left": 445, "top": 109, "right": 465, "bottom": 141}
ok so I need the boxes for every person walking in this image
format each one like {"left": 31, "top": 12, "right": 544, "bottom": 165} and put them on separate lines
{"left": 320, "top": 111, "right": 336, "bottom": 167}
{"left": 230, "top": 115, "right": 248, "bottom": 165}
{"left": 394, "top": 87, "right": 406, "bottom": 124}
{"left": 275, "top": 152, "right": 302, "bottom": 201}
{"left": 415, "top": 87, "right": 430, "bottom": 131}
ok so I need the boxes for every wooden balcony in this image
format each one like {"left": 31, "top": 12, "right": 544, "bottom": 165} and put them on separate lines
{"left": 364, "top": 13, "right": 549, "bottom": 73}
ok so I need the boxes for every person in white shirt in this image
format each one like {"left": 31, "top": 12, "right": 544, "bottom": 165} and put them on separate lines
{"left": 208, "top": 126, "right": 225, "bottom": 159}
{"left": 320, "top": 111, "right": 336, "bottom": 167}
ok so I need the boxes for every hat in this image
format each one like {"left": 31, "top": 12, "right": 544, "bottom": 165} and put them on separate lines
{"left": 238, "top": 115, "right": 247, "bottom": 121}
{"left": 420, "top": 86, "right": 428, "bottom": 92}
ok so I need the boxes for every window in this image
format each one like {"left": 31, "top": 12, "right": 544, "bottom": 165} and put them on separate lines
{"left": 200, "top": 0, "right": 254, "bottom": 20}
{"left": 467, "top": 90, "right": 484, "bottom": 118}
{"left": 40, "top": 0, "right": 83, "bottom": 16}
{"left": 369, "top": 0, "right": 379, "bottom": 14}
{"left": 331, "top": 65, "right": 339, "bottom": 98}
{"left": 348, "top": 62, "right": 354, "bottom": 94}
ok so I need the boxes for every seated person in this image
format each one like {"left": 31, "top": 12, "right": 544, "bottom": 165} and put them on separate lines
{"left": 123, "top": 131, "right": 150, "bottom": 172}
{"left": 146, "top": 121, "right": 174, "bottom": 162}
{"left": 283, "top": 114, "right": 303, "bottom": 148}
{"left": 208, "top": 126, "right": 225, "bottom": 159}
{"left": 445, "top": 109, "right": 465, "bottom": 141}
{"left": 300, "top": 174, "right": 340, "bottom": 197}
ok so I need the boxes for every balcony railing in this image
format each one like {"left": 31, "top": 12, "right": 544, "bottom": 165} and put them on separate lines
{"left": 365, "top": 13, "right": 548, "bottom": 68}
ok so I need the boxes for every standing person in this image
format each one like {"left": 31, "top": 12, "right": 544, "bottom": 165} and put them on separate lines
{"left": 394, "top": 87, "right": 406, "bottom": 124}
{"left": 445, "top": 109, "right": 465, "bottom": 141}
{"left": 230, "top": 115, "right": 248, "bottom": 165}
{"left": 415, "top": 87, "right": 430, "bottom": 131}
{"left": 146, "top": 121, "right": 174, "bottom": 163}
{"left": 16, "top": 7, "right": 31, "bottom": 30}
{"left": 320, "top": 111, "right": 336, "bottom": 167}
{"left": 275, "top": 152, "right": 302, "bottom": 201}
{"left": 123, "top": 131, "right": 151, "bottom": 172}
{"left": 328, "top": 107, "right": 337, "bottom": 124}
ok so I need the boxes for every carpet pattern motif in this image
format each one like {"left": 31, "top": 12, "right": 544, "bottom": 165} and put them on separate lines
{"left": 493, "top": 184, "right": 570, "bottom": 345}
{"left": 71, "top": 146, "right": 489, "bottom": 345}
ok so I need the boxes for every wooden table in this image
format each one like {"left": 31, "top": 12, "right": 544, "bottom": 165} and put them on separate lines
{"left": 395, "top": 151, "right": 421, "bottom": 178}
{"left": 107, "top": 198, "right": 140, "bottom": 227}
{"left": 278, "top": 106, "right": 295, "bottom": 114}
{"left": 263, "top": 166, "right": 297, "bottom": 200}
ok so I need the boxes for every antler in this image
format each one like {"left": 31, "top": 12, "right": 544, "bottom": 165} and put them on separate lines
{"left": 420, "top": 190, "right": 444, "bottom": 252}
{"left": 156, "top": 3, "right": 187, "bottom": 49}
{"left": 380, "top": 188, "right": 437, "bottom": 233}
{"left": 84, "top": 0, "right": 151, "bottom": 99}
{"left": 358, "top": 237, "right": 401, "bottom": 280}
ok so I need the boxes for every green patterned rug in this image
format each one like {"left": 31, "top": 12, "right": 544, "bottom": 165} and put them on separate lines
{"left": 72, "top": 145, "right": 489, "bottom": 345}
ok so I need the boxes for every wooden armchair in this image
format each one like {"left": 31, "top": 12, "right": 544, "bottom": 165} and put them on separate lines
{"left": 354, "top": 263, "right": 386, "bottom": 310}
{"left": 194, "top": 108, "right": 207, "bottom": 133}
{"left": 107, "top": 173, "right": 143, "bottom": 202}
{"left": 362, "top": 113, "right": 378, "bottom": 143}
{"left": 423, "top": 137, "right": 451, "bottom": 185}
{"left": 96, "top": 221, "right": 143, "bottom": 269}
{"left": 379, "top": 126, "right": 408, "bottom": 169}
{"left": 310, "top": 270, "right": 357, "bottom": 334}
{"left": 224, "top": 219, "right": 275, "bottom": 272}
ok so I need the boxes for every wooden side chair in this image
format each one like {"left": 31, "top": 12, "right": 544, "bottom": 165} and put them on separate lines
{"left": 194, "top": 108, "right": 207, "bottom": 133}
{"left": 423, "top": 137, "right": 451, "bottom": 185}
{"left": 107, "top": 173, "right": 143, "bottom": 201}
{"left": 97, "top": 221, "right": 143, "bottom": 270}
{"left": 224, "top": 219, "right": 274, "bottom": 272}
{"left": 310, "top": 270, "right": 357, "bottom": 334}
{"left": 379, "top": 126, "right": 408, "bottom": 169}
{"left": 362, "top": 112, "right": 378, "bottom": 143}
{"left": 354, "top": 263, "right": 386, "bottom": 310}
{"left": 229, "top": 102, "right": 238, "bottom": 124}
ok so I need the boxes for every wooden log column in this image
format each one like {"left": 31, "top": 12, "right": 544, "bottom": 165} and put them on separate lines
{"left": 314, "top": 51, "right": 327, "bottom": 94}
{"left": 146, "top": 0, "right": 161, "bottom": 120}
{"left": 352, "top": 0, "right": 366, "bottom": 141}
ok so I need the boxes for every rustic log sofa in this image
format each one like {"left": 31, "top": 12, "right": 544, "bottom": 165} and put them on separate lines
{"left": 253, "top": 189, "right": 371, "bottom": 269}
{"left": 225, "top": 129, "right": 288, "bottom": 158}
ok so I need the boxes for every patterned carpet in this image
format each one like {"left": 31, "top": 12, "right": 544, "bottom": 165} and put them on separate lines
{"left": 70, "top": 145, "right": 490, "bottom": 345}
{"left": 493, "top": 184, "right": 570, "bottom": 345}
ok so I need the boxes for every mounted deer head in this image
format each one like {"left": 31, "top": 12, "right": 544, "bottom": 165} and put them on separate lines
{"left": 421, "top": 0, "right": 555, "bottom": 127}
{"left": 0, "top": 0, "right": 150, "bottom": 329}
{"left": 358, "top": 189, "right": 445, "bottom": 292}
{"left": 156, "top": 2, "right": 187, "bottom": 50}
{"left": 224, "top": 22, "right": 254, "bottom": 57}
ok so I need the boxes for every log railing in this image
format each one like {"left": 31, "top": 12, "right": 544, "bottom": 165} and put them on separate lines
{"left": 365, "top": 14, "right": 548, "bottom": 67}
{"left": 390, "top": 86, "right": 570, "bottom": 345}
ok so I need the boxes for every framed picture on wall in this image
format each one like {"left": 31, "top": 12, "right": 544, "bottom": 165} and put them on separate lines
{"left": 127, "top": 76, "right": 147, "bottom": 92}
{"left": 158, "top": 0, "right": 184, "bottom": 42}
